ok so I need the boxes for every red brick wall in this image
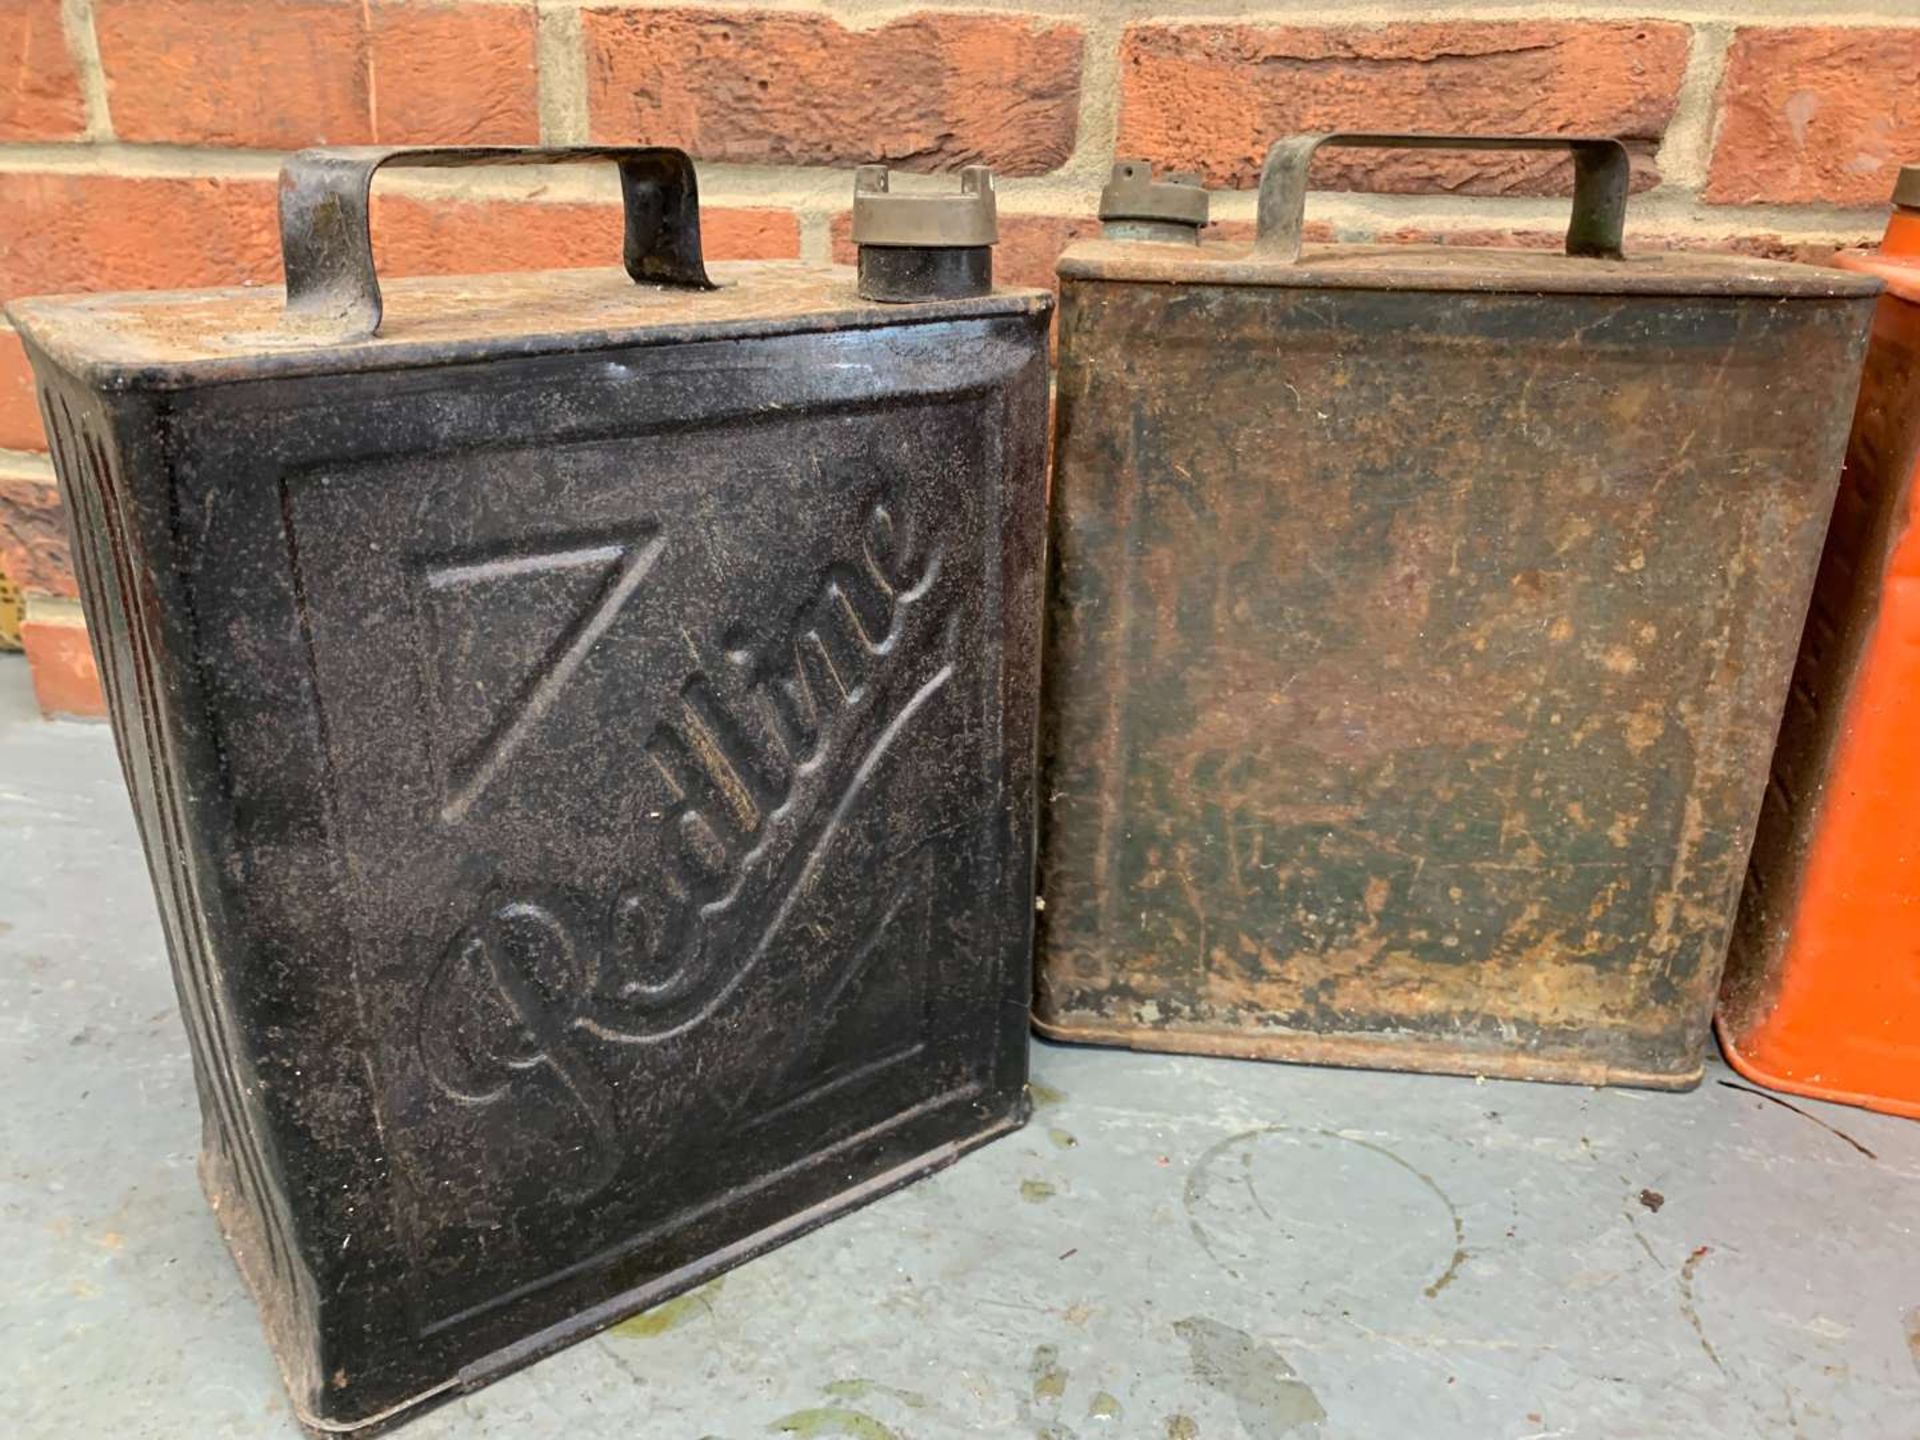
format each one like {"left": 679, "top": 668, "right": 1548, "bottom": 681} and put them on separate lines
{"left": 0, "top": 1, "right": 1908, "bottom": 715}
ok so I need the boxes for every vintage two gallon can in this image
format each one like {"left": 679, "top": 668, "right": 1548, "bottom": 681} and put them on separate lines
{"left": 1036, "top": 134, "right": 1878, "bottom": 1088}
{"left": 1720, "top": 166, "right": 1920, "bottom": 1118}
{"left": 7, "top": 147, "right": 1050, "bottom": 1433}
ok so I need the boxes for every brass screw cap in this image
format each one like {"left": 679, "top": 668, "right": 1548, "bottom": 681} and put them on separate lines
{"left": 851, "top": 166, "right": 999, "bottom": 248}
{"left": 1099, "top": 159, "right": 1209, "bottom": 243}
{"left": 851, "top": 166, "right": 997, "bottom": 302}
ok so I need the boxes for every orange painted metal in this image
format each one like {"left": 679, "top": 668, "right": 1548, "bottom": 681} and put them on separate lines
{"left": 1720, "top": 182, "right": 1920, "bottom": 1118}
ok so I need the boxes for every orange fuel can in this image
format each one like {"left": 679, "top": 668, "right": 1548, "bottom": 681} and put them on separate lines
{"left": 1720, "top": 166, "right": 1920, "bottom": 1118}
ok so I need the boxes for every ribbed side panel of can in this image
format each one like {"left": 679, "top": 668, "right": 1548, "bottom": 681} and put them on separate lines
{"left": 33, "top": 367, "right": 320, "bottom": 1394}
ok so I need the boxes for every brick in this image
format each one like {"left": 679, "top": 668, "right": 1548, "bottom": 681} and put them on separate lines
{"left": 0, "top": 173, "right": 281, "bottom": 298}
{"left": 369, "top": 1, "right": 539, "bottom": 146}
{"left": 1204, "top": 220, "right": 1261, "bottom": 244}
{"left": 21, "top": 607, "right": 103, "bottom": 719}
{"left": 96, "top": 0, "right": 371, "bottom": 148}
{"left": 1707, "top": 27, "right": 1920, "bottom": 206}
{"left": 0, "top": 330, "right": 46, "bottom": 452}
{"left": 1201, "top": 219, "right": 1332, "bottom": 246}
{"left": 0, "top": 172, "right": 800, "bottom": 305}
{"left": 0, "top": 472, "right": 73, "bottom": 597}
{"left": 1649, "top": 231, "right": 1861, "bottom": 267}
{"left": 990, "top": 216, "right": 1105, "bottom": 293}
{"left": 372, "top": 196, "right": 801, "bottom": 276}
{"left": 689, "top": 207, "right": 803, "bottom": 263}
{"left": 95, "top": 0, "right": 539, "bottom": 149}
{"left": 1118, "top": 22, "right": 1689, "bottom": 194}
{"left": 584, "top": 9, "right": 1083, "bottom": 176}
{"left": 0, "top": 0, "right": 87, "bottom": 140}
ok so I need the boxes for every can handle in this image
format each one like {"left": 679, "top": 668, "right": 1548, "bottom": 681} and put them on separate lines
{"left": 1254, "top": 133, "right": 1631, "bottom": 263}
{"left": 278, "top": 146, "right": 716, "bottom": 342}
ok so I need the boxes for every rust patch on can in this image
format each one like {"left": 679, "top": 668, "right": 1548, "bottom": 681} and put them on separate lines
{"left": 1037, "top": 243, "right": 1876, "bottom": 1085}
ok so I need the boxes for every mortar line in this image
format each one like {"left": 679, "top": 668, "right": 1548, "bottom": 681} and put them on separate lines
{"left": 796, "top": 212, "right": 834, "bottom": 264}
{"left": 362, "top": 0, "right": 380, "bottom": 142}
{"left": 537, "top": 1, "right": 592, "bottom": 144}
{"left": 1692, "top": 24, "right": 1740, "bottom": 193}
{"left": 57, "top": 0, "right": 112, "bottom": 143}
{"left": 21, "top": 593, "right": 86, "bottom": 621}
{"left": 0, "top": 141, "right": 1891, "bottom": 237}
{"left": 1058, "top": 16, "right": 1126, "bottom": 196}
{"left": 0, "top": 449, "right": 57, "bottom": 478}
{"left": 1655, "top": 22, "right": 1734, "bottom": 191}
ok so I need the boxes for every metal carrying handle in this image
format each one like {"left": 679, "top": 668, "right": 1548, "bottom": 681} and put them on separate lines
{"left": 278, "top": 146, "right": 716, "bottom": 342}
{"left": 1253, "top": 133, "right": 1631, "bottom": 263}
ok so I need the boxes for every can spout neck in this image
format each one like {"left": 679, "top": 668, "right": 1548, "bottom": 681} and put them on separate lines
{"left": 1881, "top": 166, "right": 1920, "bottom": 258}
{"left": 1881, "top": 206, "right": 1920, "bottom": 259}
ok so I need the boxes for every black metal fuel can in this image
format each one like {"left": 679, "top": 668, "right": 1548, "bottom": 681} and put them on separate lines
{"left": 8, "top": 147, "right": 1050, "bottom": 1433}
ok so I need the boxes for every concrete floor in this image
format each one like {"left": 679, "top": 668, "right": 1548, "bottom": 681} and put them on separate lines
{"left": 2, "top": 650, "right": 1918, "bottom": 1439}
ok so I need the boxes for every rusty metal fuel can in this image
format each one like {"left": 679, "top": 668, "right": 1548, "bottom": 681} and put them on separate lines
{"left": 1036, "top": 133, "right": 1877, "bottom": 1089}
{"left": 7, "top": 147, "right": 1049, "bottom": 1433}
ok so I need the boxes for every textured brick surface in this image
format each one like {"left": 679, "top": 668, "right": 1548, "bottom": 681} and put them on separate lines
{"left": 0, "top": 172, "right": 801, "bottom": 302}
{"left": 0, "top": 475, "right": 73, "bottom": 598}
{"left": 95, "top": 0, "right": 539, "bottom": 148}
{"left": 0, "top": 332, "right": 46, "bottom": 453}
{"left": 1707, "top": 27, "right": 1920, "bottom": 206}
{"left": 21, "top": 612, "right": 103, "bottom": 718}
{"left": 1118, "top": 22, "right": 1690, "bottom": 192}
{"left": 584, "top": 8, "right": 1084, "bottom": 176}
{"left": 96, "top": 0, "right": 372, "bottom": 147}
{"left": 373, "top": 196, "right": 801, "bottom": 274}
{"left": 0, "top": 0, "right": 86, "bottom": 140}
{"left": 368, "top": 1, "right": 540, "bottom": 146}
{"left": 0, "top": 173, "right": 282, "bottom": 297}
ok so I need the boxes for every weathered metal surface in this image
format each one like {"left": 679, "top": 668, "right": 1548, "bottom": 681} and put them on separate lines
{"left": 1099, "top": 160, "right": 1207, "bottom": 245}
{"left": 1254, "top": 133, "right": 1629, "bottom": 262}
{"left": 1719, "top": 194, "right": 1920, "bottom": 1117}
{"left": 278, "top": 147, "right": 715, "bottom": 343}
{"left": 16, "top": 264, "right": 1029, "bottom": 379}
{"left": 1056, "top": 239, "right": 1877, "bottom": 299}
{"left": 8, "top": 147, "right": 1051, "bottom": 1436}
{"left": 851, "top": 165, "right": 996, "bottom": 302}
{"left": 1038, "top": 185, "right": 1876, "bottom": 1088}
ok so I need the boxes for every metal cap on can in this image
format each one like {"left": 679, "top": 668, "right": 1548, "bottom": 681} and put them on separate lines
{"left": 851, "top": 165, "right": 999, "bottom": 248}
{"left": 1894, "top": 164, "right": 1920, "bottom": 211}
{"left": 852, "top": 166, "right": 997, "bottom": 302}
{"left": 1099, "top": 159, "right": 1209, "bottom": 242}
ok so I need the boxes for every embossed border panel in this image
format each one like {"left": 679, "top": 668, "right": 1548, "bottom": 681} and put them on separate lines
{"left": 282, "top": 393, "right": 1007, "bottom": 1335}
